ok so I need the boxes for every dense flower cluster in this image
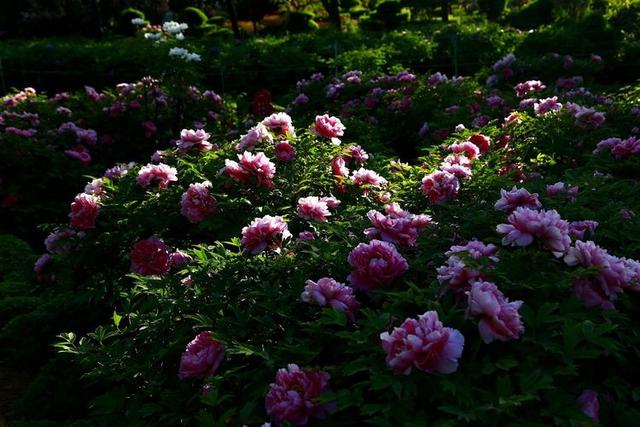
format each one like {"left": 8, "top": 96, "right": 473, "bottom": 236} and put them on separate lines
{"left": 380, "top": 311, "right": 464, "bottom": 375}
{"left": 594, "top": 136, "right": 640, "bottom": 158}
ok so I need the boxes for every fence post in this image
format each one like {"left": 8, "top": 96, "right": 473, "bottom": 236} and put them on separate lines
{"left": 451, "top": 33, "right": 459, "bottom": 77}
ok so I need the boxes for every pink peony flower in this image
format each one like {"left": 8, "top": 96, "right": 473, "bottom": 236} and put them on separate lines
{"left": 439, "top": 161, "right": 472, "bottom": 180}
{"left": 494, "top": 186, "right": 541, "bottom": 212}
{"left": 351, "top": 168, "right": 388, "bottom": 188}
{"left": 437, "top": 241, "right": 500, "bottom": 294}
{"left": 236, "top": 123, "right": 273, "bottom": 152}
{"left": 265, "top": 365, "right": 332, "bottom": 425}
{"left": 477, "top": 300, "right": 524, "bottom": 344}
{"left": 345, "top": 145, "right": 369, "bottom": 165}
{"left": 427, "top": 72, "right": 448, "bottom": 86}
{"left": 546, "top": 182, "right": 579, "bottom": 202}
{"left": 311, "top": 114, "right": 345, "bottom": 145}
{"left": 224, "top": 151, "right": 276, "bottom": 189}
{"left": 241, "top": 215, "right": 292, "bottom": 255}
{"left": 34, "top": 254, "right": 54, "bottom": 283}
{"left": 293, "top": 93, "right": 309, "bottom": 105}
{"left": 142, "top": 120, "right": 157, "bottom": 138}
{"left": 176, "top": 129, "right": 212, "bottom": 152}
{"left": 180, "top": 182, "right": 218, "bottom": 223}
{"left": 421, "top": 171, "right": 460, "bottom": 204}
{"left": 380, "top": 310, "right": 464, "bottom": 375}
{"left": 65, "top": 145, "right": 92, "bottom": 164}
{"left": 44, "top": 228, "right": 84, "bottom": 254}
{"left": 261, "top": 112, "right": 295, "bottom": 137}
{"left": 564, "top": 240, "right": 627, "bottom": 309}
{"left": 69, "top": 193, "right": 99, "bottom": 230}
{"left": 130, "top": 237, "right": 172, "bottom": 276}
{"left": 568, "top": 220, "right": 598, "bottom": 240}
{"left": 449, "top": 141, "right": 480, "bottom": 160}
{"left": 301, "top": 277, "right": 360, "bottom": 321}
{"left": 496, "top": 207, "right": 571, "bottom": 256}
{"left": 364, "top": 203, "right": 432, "bottom": 247}
{"left": 331, "top": 156, "right": 349, "bottom": 179}
{"left": 534, "top": 96, "right": 562, "bottom": 116}
{"left": 577, "top": 389, "right": 600, "bottom": 425}
{"left": 170, "top": 250, "right": 192, "bottom": 267}
{"left": 275, "top": 141, "right": 296, "bottom": 161}
{"left": 347, "top": 240, "right": 408, "bottom": 291}
{"left": 137, "top": 163, "right": 178, "bottom": 189}
{"left": 466, "top": 280, "right": 505, "bottom": 318}
{"left": 178, "top": 331, "right": 225, "bottom": 379}
{"left": 596, "top": 136, "right": 640, "bottom": 159}
{"left": 514, "top": 80, "right": 546, "bottom": 98}
{"left": 297, "top": 196, "right": 339, "bottom": 222}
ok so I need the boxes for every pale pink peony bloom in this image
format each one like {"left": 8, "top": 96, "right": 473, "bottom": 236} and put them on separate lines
{"left": 297, "top": 196, "right": 332, "bottom": 222}
{"left": 345, "top": 145, "right": 369, "bottom": 165}
{"left": 494, "top": 186, "right": 541, "bottom": 212}
{"left": 69, "top": 193, "right": 99, "bottom": 230}
{"left": 241, "top": 215, "right": 292, "bottom": 254}
{"left": 311, "top": 114, "right": 345, "bottom": 145}
{"left": 301, "top": 277, "right": 360, "bottom": 321}
{"left": 477, "top": 300, "right": 525, "bottom": 344}
{"left": 176, "top": 129, "right": 212, "bottom": 152}
{"left": 365, "top": 203, "right": 432, "bottom": 247}
{"left": 224, "top": 151, "right": 276, "bottom": 189}
{"left": 347, "top": 240, "right": 408, "bottom": 291}
{"left": 466, "top": 280, "right": 505, "bottom": 318}
{"left": 178, "top": 331, "right": 225, "bottom": 380}
{"left": 180, "top": 182, "right": 218, "bottom": 223}
{"left": 274, "top": 141, "right": 296, "bottom": 161}
{"left": 503, "top": 112, "right": 522, "bottom": 127}
{"left": 449, "top": 141, "right": 480, "bottom": 160}
{"left": 137, "top": 163, "right": 178, "bottom": 189}
{"left": 497, "top": 207, "right": 571, "bottom": 256}
{"left": 440, "top": 161, "right": 472, "bottom": 180}
{"left": 236, "top": 123, "right": 273, "bottom": 152}
{"left": 262, "top": 112, "right": 295, "bottom": 137}
{"left": 421, "top": 171, "right": 460, "bottom": 204}
{"left": 265, "top": 364, "right": 332, "bottom": 426}
{"left": 577, "top": 389, "right": 600, "bottom": 425}
{"left": 380, "top": 310, "right": 464, "bottom": 375}
{"left": 568, "top": 220, "right": 598, "bottom": 240}
{"left": 331, "top": 156, "right": 349, "bottom": 178}
{"left": 104, "top": 162, "right": 134, "bottom": 179}
{"left": 351, "top": 168, "right": 388, "bottom": 188}
{"left": 130, "top": 237, "right": 172, "bottom": 276}
{"left": 534, "top": 96, "right": 562, "bottom": 116}
{"left": 437, "top": 241, "right": 500, "bottom": 294}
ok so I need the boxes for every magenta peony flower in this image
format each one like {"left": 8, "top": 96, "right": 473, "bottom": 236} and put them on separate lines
{"left": 170, "top": 250, "right": 192, "bottom": 267}
{"left": 494, "top": 186, "right": 541, "bottom": 212}
{"left": 301, "top": 277, "right": 360, "bottom": 321}
{"left": 69, "top": 193, "right": 99, "bottom": 230}
{"left": 364, "top": 203, "right": 432, "bottom": 247}
{"left": 241, "top": 215, "right": 292, "bottom": 255}
{"left": 380, "top": 310, "right": 464, "bottom": 375}
{"left": 137, "top": 163, "right": 178, "bottom": 189}
{"left": 347, "top": 240, "right": 408, "bottom": 291}
{"left": 262, "top": 112, "right": 295, "bottom": 137}
{"left": 130, "top": 237, "right": 172, "bottom": 276}
{"left": 236, "top": 123, "right": 273, "bottom": 152}
{"left": 180, "top": 182, "right": 218, "bottom": 223}
{"left": 421, "top": 171, "right": 460, "bottom": 204}
{"left": 176, "top": 129, "right": 212, "bottom": 152}
{"left": 178, "top": 331, "right": 225, "bottom": 380}
{"left": 224, "top": 151, "right": 276, "bottom": 189}
{"left": 496, "top": 207, "right": 571, "bottom": 256}
{"left": 265, "top": 364, "right": 332, "bottom": 426}
{"left": 311, "top": 114, "right": 345, "bottom": 144}
{"left": 577, "top": 389, "right": 600, "bottom": 425}
{"left": 275, "top": 141, "right": 296, "bottom": 161}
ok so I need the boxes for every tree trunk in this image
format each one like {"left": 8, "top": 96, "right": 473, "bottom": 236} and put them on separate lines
{"left": 226, "top": 0, "right": 240, "bottom": 37}
{"left": 321, "top": 0, "right": 341, "bottom": 29}
{"left": 441, "top": 0, "right": 449, "bottom": 22}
